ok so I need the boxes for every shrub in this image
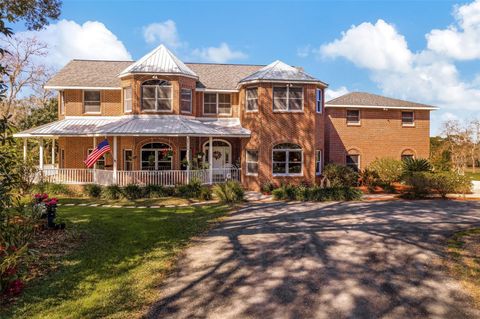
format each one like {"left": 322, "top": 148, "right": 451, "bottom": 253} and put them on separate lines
{"left": 32, "top": 182, "right": 73, "bottom": 196}
{"left": 199, "top": 186, "right": 212, "bottom": 201}
{"left": 176, "top": 179, "right": 202, "bottom": 199}
{"left": 402, "top": 157, "right": 432, "bottom": 174}
{"left": 83, "top": 184, "right": 102, "bottom": 198}
{"left": 323, "top": 164, "right": 359, "bottom": 187}
{"left": 144, "top": 184, "right": 165, "bottom": 198}
{"left": 272, "top": 187, "right": 286, "bottom": 200}
{"left": 429, "top": 172, "right": 472, "bottom": 199}
{"left": 123, "top": 184, "right": 144, "bottom": 200}
{"left": 359, "top": 168, "right": 380, "bottom": 193}
{"left": 272, "top": 185, "right": 362, "bottom": 202}
{"left": 212, "top": 181, "right": 244, "bottom": 203}
{"left": 402, "top": 172, "right": 432, "bottom": 199}
{"left": 101, "top": 185, "right": 123, "bottom": 200}
{"left": 368, "top": 158, "right": 403, "bottom": 185}
{"left": 261, "top": 181, "right": 276, "bottom": 194}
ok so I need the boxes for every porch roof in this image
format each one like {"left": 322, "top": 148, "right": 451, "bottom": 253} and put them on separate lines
{"left": 13, "top": 115, "right": 251, "bottom": 138}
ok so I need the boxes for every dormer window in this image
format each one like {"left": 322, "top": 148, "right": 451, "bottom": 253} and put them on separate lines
{"left": 141, "top": 79, "right": 172, "bottom": 112}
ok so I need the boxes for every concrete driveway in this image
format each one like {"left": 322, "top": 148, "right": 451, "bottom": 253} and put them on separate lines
{"left": 147, "top": 200, "right": 480, "bottom": 319}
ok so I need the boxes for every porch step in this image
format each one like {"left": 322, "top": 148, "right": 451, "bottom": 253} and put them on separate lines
{"left": 244, "top": 191, "right": 272, "bottom": 202}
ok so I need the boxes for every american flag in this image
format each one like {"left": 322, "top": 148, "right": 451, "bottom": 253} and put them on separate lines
{"left": 84, "top": 139, "right": 111, "bottom": 168}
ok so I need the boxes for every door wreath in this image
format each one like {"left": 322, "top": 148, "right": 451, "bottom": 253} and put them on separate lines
{"left": 213, "top": 150, "right": 222, "bottom": 160}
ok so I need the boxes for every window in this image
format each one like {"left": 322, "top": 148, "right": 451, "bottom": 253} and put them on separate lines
{"left": 203, "top": 93, "right": 231, "bottom": 115}
{"left": 180, "top": 149, "right": 192, "bottom": 170}
{"left": 246, "top": 87, "right": 258, "bottom": 111}
{"left": 315, "top": 150, "right": 322, "bottom": 175}
{"left": 204, "top": 93, "right": 217, "bottom": 114}
{"left": 84, "top": 90, "right": 101, "bottom": 113}
{"left": 88, "top": 149, "right": 105, "bottom": 169}
{"left": 401, "top": 149, "right": 415, "bottom": 161}
{"left": 140, "top": 143, "right": 172, "bottom": 170}
{"left": 316, "top": 89, "right": 323, "bottom": 113}
{"left": 402, "top": 111, "right": 414, "bottom": 126}
{"left": 346, "top": 154, "right": 360, "bottom": 172}
{"left": 273, "top": 86, "right": 303, "bottom": 111}
{"left": 246, "top": 150, "right": 259, "bottom": 175}
{"left": 60, "top": 91, "right": 65, "bottom": 115}
{"left": 141, "top": 80, "right": 172, "bottom": 112}
{"left": 346, "top": 109, "right": 360, "bottom": 125}
{"left": 60, "top": 149, "right": 65, "bottom": 168}
{"left": 181, "top": 89, "right": 192, "bottom": 113}
{"left": 123, "top": 87, "right": 132, "bottom": 113}
{"left": 272, "top": 143, "right": 303, "bottom": 175}
{"left": 123, "top": 149, "right": 133, "bottom": 171}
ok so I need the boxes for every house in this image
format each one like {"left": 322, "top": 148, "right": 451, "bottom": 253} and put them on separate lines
{"left": 14, "top": 45, "right": 437, "bottom": 191}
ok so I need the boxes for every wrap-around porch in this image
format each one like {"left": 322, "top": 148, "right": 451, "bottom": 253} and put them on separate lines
{"left": 14, "top": 116, "right": 249, "bottom": 186}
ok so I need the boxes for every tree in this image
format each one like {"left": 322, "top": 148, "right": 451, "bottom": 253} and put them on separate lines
{"left": 430, "top": 136, "right": 452, "bottom": 171}
{"left": 18, "top": 98, "right": 57, "bottom": 130}
{"left": 0, "top": 35, "right": 53, "bottom": 118}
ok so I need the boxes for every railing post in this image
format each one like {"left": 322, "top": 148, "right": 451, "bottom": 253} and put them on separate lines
{"left": 23, "top": 138, "right": 27, "bottom": 162}
{"left": 39, "top": 138, "right": 44, "bottom": 170}
{"left": 51, "top": 139, "right": 55, "bottom": 167}
{"left": 208, "top": 136, "right": 213, "bottom": 184}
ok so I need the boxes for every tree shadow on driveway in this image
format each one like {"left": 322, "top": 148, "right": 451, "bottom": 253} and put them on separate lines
{"left": 146, "top": 200, "right": 480, "bottom": 319}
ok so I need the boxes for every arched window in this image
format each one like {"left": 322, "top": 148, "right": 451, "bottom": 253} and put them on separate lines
{"left": 141, "top": 143, "right": 172, "bottom": 170}
{"left": 272, "top": 143, "right": 303, "bottom": 175}
{"left": 141, "top": 80, "right": 172, "bottom": 112}
{"left": 346, "top": 149, "right": 360, "bottom": 172}
{"left": 401, "top": 149, "right": 415, "bottom": 161}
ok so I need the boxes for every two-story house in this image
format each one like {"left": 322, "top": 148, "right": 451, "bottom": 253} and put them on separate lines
{"left": 14, "top": 45, "right": 437, "bottom": 191}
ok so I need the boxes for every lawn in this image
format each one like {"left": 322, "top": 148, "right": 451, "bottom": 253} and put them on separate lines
{"left": 1, "top": 204, "right": 228, "bottom": 319}
{"left": 465, "top": 171, "right": 480, "bottom": 181}
{"left": 445, "top": 228, "right": 480, "bottom": 309}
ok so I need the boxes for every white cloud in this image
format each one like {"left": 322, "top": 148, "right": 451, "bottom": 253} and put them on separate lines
{"left": 297, "top": 45, "right": 311, "bottom": 58}
{"left": 325, "top": 86, "right": 349, "bottom": 101}
{"left": 191, "top": 43, "right": 247, "bottom": 63}
{"left": 17, "top": 19, "right": 131, "bottom": 68}
{"left": 320, "top": 19, "right": 412, "bottom": 72}
{"left": 143, "top": 20, "right": 183, "bottom": 48}
{"left": 441, "top": 112, "right": 461, "bottom": 122}
{"left": 427, "top": 0, "right": 480, "bottom": 60}
{"left": 317, "top": 14, "right": 480, "bottom": 117}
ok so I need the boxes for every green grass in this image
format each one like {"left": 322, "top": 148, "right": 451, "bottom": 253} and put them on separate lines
{"left": 56, "top": 196, "right": 197, "bottom": 207}
{"left": 1, "top": 204, "right": 228, "bottom": 319}
{"left": 465, "top": 171, "right": 480, "bottom": 181}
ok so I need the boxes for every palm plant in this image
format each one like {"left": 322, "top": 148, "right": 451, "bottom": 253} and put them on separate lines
{"left": 402, "top": 157, "right": 432, "bottom": 174}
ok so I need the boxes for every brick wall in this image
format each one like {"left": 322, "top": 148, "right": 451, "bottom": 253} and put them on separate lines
{"left": 239, "top": 83, "right": 325, "bottom": 191}
{"left": 325, "top": 108, "right": 430, "bottom": 169}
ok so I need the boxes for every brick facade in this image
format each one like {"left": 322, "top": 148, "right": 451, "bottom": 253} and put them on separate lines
{"left": 55, "top": 75, "right": 431, "bottom": 191}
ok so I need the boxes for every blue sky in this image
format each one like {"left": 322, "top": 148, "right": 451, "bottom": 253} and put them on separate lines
{"left": 12, "top": 0, "right": 480, "bottom": 135}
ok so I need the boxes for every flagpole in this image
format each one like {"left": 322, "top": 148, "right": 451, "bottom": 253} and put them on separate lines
{"left": 93, "top": 136, "right": 97, "bottom": 184}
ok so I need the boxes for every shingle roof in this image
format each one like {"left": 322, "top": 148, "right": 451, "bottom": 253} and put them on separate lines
{"left": 238, "top": 60, "right": 326, "bottom": 86}
{"left": 45, "top": 60, "right": 265, "bottom": 90}
{"left": 119, "top": 45, "right": 197, "bottom": 78}
{"left": 326, "top": 92, "right": 437, "bottom": 109}
{"left": 13, "top": 115, "right": 251, "bottom": 137}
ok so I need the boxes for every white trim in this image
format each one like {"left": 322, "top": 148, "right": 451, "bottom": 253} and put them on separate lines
{"left": 272, "top": 85, "right": 304, "bottom": 112}
{"left": 346, "top": 109, "right": 361, "bottom": 125}
{"left": 45, "top": 86, "right": 121, "bottom": 90}
{"left": 118, "top": 72, "right": 198, "bottom": 80}
{"left": 245, "top": 149, "right": 259, "bottom": 176}
{"left": 14, "top": 132, "right": 251, "bottom": 138}
{"left": 180, "top": 88, "right": 193, "bottom": 114}
{"left": 325, "top": 104, "right": 438, "bottom": 111}
{"left": 401, "top": 110, "right": 415, "bottom": 127}
{"left": 141, "top": 80, "right": 173, "bottom": 112}
{"left": 245, "top": 87, "right": 259, "bottom": 113}
{"left": 238, "top": 79, "right": 328, "bottom": 88}
{"left": 123, "top": 86, "right": 133, "bottom": 113}
{"left": 315, "top": 149, "right": 322, "bottom": 176}
{"left": 203, "top": 92, "right": 232, "bottom": 116}
{"left": 272, "top": 144, "right": 304, "bottom": 177}
{"left": 196, "top": 88, "right": 239, "bottom": 93}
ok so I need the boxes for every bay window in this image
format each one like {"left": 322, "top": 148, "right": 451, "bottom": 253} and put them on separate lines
{"left": 181, "top": 88, "right": 192, "bottom": 113}
{"left": 141, "top": 79, "right": 172, "bottom": 112}
{"left": 273, "top": 86, "right": 303, "bottom": 111}
{"left": 246, "top": 87, "right": 258, "bottom": 111}
{"left": 272, "top": 143, "right": 303, "bottom": 176}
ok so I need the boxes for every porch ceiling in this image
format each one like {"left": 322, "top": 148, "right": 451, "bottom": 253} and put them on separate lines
{"left": 13, "top": 115, "right": 251, "bottom": 138}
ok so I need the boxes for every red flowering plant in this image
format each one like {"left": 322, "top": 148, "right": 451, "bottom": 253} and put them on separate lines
{"left": 0, "top": 244, "right": 27, "bottom": 300}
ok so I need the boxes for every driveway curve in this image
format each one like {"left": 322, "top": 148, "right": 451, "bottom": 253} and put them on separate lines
{"left": 147, "top": 200, "right": 480, "bottom": 319}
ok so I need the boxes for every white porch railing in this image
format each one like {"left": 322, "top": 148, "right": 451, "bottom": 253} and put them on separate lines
{"left": 35, "top": 168, "right": 241, "bottom": 187}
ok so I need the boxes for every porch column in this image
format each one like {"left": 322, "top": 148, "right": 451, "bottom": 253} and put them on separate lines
{"left": 208, "top": 136, "right": 213, "bottom": 184}
{"left": 39, "top": 138, "right": 44, "bottom": 170}
{"left": 113, "top": 136, "right": 118, "bottom": 184}
{"left": 23, "top": 139, "right": 27, "bottom": 162}
{"left": 93, "top": 136, "right": 97, "bottom": 184}
{"left": 51, "top": 139, "right": 55, "bottom": 167}
{"left": 186, "top": 136, "right": 190, "bottom": 183}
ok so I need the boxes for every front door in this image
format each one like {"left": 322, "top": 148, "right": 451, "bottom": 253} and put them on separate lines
{"left": 204, "top": 140, "right": 231, "bottom": 169}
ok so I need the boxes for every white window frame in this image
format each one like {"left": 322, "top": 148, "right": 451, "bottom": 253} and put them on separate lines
{"left": 140, "top": 143, "right": 173, "bottom": 171}
{"left": 245, "top": 87, "right": 258, "bottom": 112}
{"left": 123, "top": 149, "right": 133, "bottom": 171}
{"left": 246, "top": 149, "right": 259, "bottom": 176}
{"left": 316, "top": 88, "right": 323, "bottom": 114}
{"left": 272, "top": 85, "right": 304, "bottom": 113}
{"left": 272, "top": 144, "right": 303, "bottom": 176}
{"left": 315, "top": 150, "right": 323, "bottom": 176}
{"left": 83, "top": 90, "right": 101, "bottom": 114}
{"left": 123, "top": 87, "right": 132, "bottom": 113}
{"left": 346, "top": 154, "right": 360, "bottom": 171}
{"left": 141, "top": 80, "right": 173, "bottom": 113}
{"left": 180, "top": 88, "right": 192, "bottom": 114}
{"left": 346, "top": 109, "right": 361, "bottom": 125}
{"left": 60, "top": 91, "right": 65, "bottom": 115}
{"left": 203, "top": 92, "right": 232, "bottom": 115}
{"left": 401, "top": 111, "right": 415, "bottom": 127}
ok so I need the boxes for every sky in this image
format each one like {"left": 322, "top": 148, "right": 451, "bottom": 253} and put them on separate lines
{"left": 10, "top": 0, "right": 480, "bottom": 135}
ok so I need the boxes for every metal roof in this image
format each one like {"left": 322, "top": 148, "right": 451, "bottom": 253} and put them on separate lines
{"left": 325, "top": 92, "right": 438, "bottom": 110}
{"left": 238, "top": 60, "right": 327, "bottom": 86}
{"left": 118, "top": 45, "right": 198, "bottom": 78}
{"left": 13, "top": 116, "right": 251, "bottom": 138}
